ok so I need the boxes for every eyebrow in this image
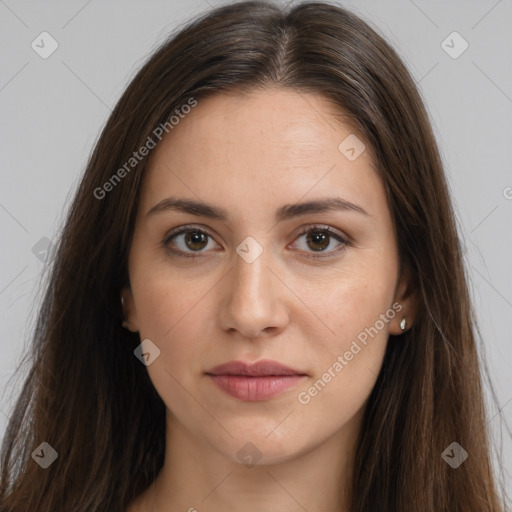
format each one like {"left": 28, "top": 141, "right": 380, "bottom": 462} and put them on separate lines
{"left": 146, "top": 196, "right": 369, "bottom": 222}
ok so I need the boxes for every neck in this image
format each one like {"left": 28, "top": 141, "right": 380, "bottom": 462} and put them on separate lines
{"left": 135, "top": 408, "right": 361, "bottom": 512}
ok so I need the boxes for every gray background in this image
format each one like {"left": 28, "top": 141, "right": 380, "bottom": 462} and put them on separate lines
{"left": 1, "top": 0, "right": 511, "bottom": 498}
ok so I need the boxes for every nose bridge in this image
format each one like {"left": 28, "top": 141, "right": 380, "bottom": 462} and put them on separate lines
{"left": 232, "top": 240, "right": 272, "bottom": 304}
{"left": 219, "top": 237, "right": 288, "bottom": 338}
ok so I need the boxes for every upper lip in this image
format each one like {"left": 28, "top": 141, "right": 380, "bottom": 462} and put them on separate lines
{"left": 206, "top": 359, "right": 306, "bottom": 377}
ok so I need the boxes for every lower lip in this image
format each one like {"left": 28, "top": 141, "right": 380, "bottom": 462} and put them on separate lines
{"left": 207, "top": 374, "right": 305, "bottom": 401}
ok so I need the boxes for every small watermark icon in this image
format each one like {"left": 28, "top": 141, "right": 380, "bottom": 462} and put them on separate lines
{"left": 338, "top": 134, "right": 366, "bottom": 161}
{"left": 441, "top": 31, "right": 468, "bottom": 59}
{"left": 31, "top": 441, "right": 58, "bottom": 468}
{"left": 236, "top": 442, "right": 262, "bottom": 468}
{"left": 441, "top": 442, "right": 468, "bottom": 468}
{"left": 236, "top": 236, "right": 263, "bottom": 263}
{"left": 31, "top": 237, "right": 52, "bottom": 262}
{"left": 503, "top": 186, "right": 512, "bottom": 200}
{"left": 134, "top": 339, "right": 161, "bottom": 366}
{"left": 31, "top": 32, "right": 59, "bottom": 59}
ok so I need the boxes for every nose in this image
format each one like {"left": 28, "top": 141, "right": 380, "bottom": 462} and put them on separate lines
{"left": 218, "top": 245, "right": 290, "bottom": 340}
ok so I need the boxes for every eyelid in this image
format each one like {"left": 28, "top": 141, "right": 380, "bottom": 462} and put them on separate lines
{"left": 293, "top": 223, "right": 348, "bottom": 241}
{"left": 164, "top": 223, "right": 216, "bottom": 242}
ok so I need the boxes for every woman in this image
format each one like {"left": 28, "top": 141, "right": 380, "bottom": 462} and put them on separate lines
{"left": 0, "top": 1, "right": 507, "bottom": 511}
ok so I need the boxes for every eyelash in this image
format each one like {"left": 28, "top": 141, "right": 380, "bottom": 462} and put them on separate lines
{"left": 163, "top": 224, "right": 349, "bottom": 260}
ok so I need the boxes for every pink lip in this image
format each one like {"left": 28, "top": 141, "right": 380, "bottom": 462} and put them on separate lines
{"left": 205, "top": 360, "right": 307, "bottom": 401}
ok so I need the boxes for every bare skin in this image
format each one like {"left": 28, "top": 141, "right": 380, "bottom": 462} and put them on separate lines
{"left": 123, "top": 88, "right": 416, "bottom": 512}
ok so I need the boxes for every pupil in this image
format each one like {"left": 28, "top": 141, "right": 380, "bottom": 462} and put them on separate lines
{"left": 186, "top": 231, "right": 207, "bottom": 250}
{"left": 308, "top": 231, "right": 329, "bottom": 251}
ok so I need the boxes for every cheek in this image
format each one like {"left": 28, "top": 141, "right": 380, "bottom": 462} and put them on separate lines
{"left": 297, "top": 254, "right": 397, "bottom": 407}
{"left": 293, "top": 287, "right": 393, "bottom": 440}
{"left": 131, "top": 256, "right": 210, "bottom": 336}
{"left": 128, "top": 263, "right": 208, "bottom": 377}
{"left": 130, "top": 270, "right": 213, "bottom": 415}
{"left": 303, "top": 258, "right": 397, "bottom": 345}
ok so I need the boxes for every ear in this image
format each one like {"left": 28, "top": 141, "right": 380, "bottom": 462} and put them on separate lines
{"left": 121, "top": 286, "right": 139, "bottom": 333}
{"left": 389, "top": 264, "right": 419, "bottom": 335}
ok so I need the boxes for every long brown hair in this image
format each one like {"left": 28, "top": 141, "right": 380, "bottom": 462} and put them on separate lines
{"left": 0, "top": 1, "right": 507, "bottom": 510}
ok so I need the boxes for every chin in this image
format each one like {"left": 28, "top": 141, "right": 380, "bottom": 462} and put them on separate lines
{"left": 214, "top": 429, "right": 314, "bottom": 468}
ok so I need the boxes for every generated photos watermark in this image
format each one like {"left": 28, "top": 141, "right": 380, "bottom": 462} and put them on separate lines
{"left": 297, "top": 301, "right": 403, "bottom": 405}
{"left": 94, "top": 97, "right": 198, "bottom": 200}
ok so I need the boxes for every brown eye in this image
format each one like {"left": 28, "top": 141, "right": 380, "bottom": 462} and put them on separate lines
{"left": 164, "top": 227, "right": 218, "bottom": 256}
{"left": 306, "top": 230, "right": 330, "bottom": 251}
{"left": 291, "top": 225, "right": 349, "bottom": 259}
{"left": 184, "top": 230, "right": 209, "bottom": 251}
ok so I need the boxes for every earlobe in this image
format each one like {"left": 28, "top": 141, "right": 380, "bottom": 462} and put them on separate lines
{"left": 389, "top": 265, "right": 418, "bottom": 335}
{"left": 121, "top": 287, "right": 139, "bottom": 332}
{"left": 389, "top": 306, "right": 408, "bottom": 335}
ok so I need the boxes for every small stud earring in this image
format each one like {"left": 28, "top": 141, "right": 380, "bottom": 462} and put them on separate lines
{"left": 400, "top": 317, "right": 407, "bottom": 331}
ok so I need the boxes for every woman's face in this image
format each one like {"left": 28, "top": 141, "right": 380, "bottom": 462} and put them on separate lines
{"left": 123, "top": 88, "right": 413, "bottom": 466}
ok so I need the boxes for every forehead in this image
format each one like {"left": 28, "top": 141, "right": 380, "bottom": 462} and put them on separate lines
{"left": 151, "top": 88, "right": 373, "bottom": 159}
{"left": 139, "top": 88, "right": 382, "bottom": 218}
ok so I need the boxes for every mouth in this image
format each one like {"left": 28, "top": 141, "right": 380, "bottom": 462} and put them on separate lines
{"left": 205, "top": 359, "right": 307, "bottom": 401}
